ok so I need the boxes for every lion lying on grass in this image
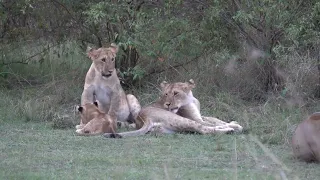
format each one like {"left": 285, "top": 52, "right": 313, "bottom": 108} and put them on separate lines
{"left": 103, "top": 79, "right": 243, "bottom": 138}
{"left": 75, "top": 102, "right": 119, "bottom": 136}
{"left": 292, "top": 112, "right": 320, "bottom": 162}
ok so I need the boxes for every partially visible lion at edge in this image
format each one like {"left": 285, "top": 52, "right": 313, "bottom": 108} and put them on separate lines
{"left": 292, "top": 112, "right": 320, "bottom": 162}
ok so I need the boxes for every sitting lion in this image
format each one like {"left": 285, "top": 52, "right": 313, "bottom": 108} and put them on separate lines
{"left": 103, "top": 79, "right": 243, "bottom": 138}
{"left": 75, "top": 102, "right": 119, "bottom": 136}
{"left": 78, "top": 43, "right": 141, "bottom": 129}
{"left": 292, "top": 112, "right": 320, "bottom": 162}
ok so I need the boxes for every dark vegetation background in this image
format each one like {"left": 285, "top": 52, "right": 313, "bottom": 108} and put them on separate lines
{"left": 0, "top": 0, "right": 319, "bottom": 154}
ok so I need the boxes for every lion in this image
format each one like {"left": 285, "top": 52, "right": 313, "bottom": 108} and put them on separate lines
{"left": 75, "top": 102, "right": 120, "bottom": 136}
{"left": 159, "top": 79, "right": 242, "bottom": 129}
{"left": 103, "top": 79, "right": 243, "bottom": 138}
{"left": 292, "top": 112, "right": 320, "bottom": 162}
{"left": 78, "top": 43, "right": 141, "bottom": 129}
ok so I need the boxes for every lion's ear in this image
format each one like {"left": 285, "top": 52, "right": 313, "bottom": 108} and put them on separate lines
{"left": 93, "top": 101, "right": 98, "bottom": 107}
{"left": 187, "top": 79, "right": 195, "bottom": 89}
{"left": 87, "top": 48, "right": 101, "bottom": 60}
{"left": 160, "top": 81, "right": 169, "bottom": 90}
{"left": 110, "top": 43, "right": 119, "bottom": 54}
{"left": 182, "top": 79, "right": 195, "bottom": 92}
{"left": 77, "top": 106, "right": 83, "bottom": 113}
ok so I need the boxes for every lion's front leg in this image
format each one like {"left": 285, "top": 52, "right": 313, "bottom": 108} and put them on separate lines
{"left": 202, "top": 116, "right": 243, "bottom": 132}
{"left": 165, "top": 114, "right": 234, "bottom": 134}
{"left": 185, "top": 122, "right": 235, "bottom": 134}
{"left": 226, "top": 121, "right": 243, "bottom": 132}
{"left": 81, "top": 85, "right": 95, "bottom": 105}
{"left": 202, "top": 116, "right": 228, "bottom": 126}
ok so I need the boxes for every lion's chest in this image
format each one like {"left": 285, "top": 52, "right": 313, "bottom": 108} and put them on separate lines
{"left": 94, "top": 85, "right": 112, "bottom": 110}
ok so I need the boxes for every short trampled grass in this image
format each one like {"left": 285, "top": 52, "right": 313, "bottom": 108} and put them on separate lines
{"left": 1, "top": 120, "right": 319, "bottom": 180}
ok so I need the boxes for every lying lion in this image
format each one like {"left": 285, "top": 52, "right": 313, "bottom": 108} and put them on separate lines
{"left": 292, "top": 112, "right": 320, "bottom": 162}
{"left": 78, "top": 43, "right": 141, "bottom": 129}
{"left": 103, "top": 79, "right": 243, "bottom": 138}
{"left": 75, "top": 102, "right": 118, "bottom": 136}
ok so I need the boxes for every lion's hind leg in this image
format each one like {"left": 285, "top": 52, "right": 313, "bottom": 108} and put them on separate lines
{"left": 150, "top": 123, "right": 175, "bottom": 134}
{"left": 115, "top": 94, "right": 141, "bottom": 130}
{"left": 126, "top": 94, "right": 141, "bottom": 120}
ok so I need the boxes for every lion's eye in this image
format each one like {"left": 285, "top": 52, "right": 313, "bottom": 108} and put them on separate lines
{"left": 101, "top": 58, "right": 106, "bottom": 62}
{"left": 174, "top": 92, "right": 178, "bottom": 96}
{"left": 111, "top": 58, "right": 115, "bottom": 62}
{"left": 165, "top": 93, "right": 168, "bottom": 96}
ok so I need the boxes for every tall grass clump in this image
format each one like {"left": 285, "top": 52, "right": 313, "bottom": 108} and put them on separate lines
{"left": 0, "top": 41, "right": 90, "bottom": 128}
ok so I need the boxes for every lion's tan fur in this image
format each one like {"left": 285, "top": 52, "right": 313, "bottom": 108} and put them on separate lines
{"left": 104, "top": 80, "right": 243, "bottom": 138}
{"left": 79, "top": 44, "right": 141, "bottom": 128}
{"left": 292, "top": 112, "right": 320, "bottom": 162}
{"left": 75, "top": 102, "right": 117, "bottom": 136}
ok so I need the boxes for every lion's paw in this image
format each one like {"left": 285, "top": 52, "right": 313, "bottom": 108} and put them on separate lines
{"left": 227, "top": 123, "right": 243, "bottom": 132}
{"left": 76, "top": 129, "right": 83, "bottom": 134}
{"left": 229, "top": 121, "right": 239, "bottom": 124}
{"left": 215, "top": 126, "right": 234, "bottom": 133}
{"left": 76, "top": 124, "right": 84, "bottom": 129}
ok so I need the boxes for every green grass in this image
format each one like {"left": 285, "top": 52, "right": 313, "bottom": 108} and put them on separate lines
{"left": 0, "top": 83, "right": 319, "bottom": 179}
{"left": 1, "top": 119, "right": 319, "bottom": 180}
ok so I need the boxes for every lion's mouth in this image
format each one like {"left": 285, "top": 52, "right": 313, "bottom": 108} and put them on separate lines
{"left": 170, "top": 107, "right": 179, "bottom": 113}
{"left": 102, "top": 73, "right": 112, "bottom": 78}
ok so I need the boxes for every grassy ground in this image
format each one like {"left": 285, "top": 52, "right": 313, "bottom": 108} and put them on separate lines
{"left": 1, "top": 120, "right": 319, "bottom": 180}
{"left": 1, "top": 87, "right": 320, "bottom": 180}
{"left": 0, "top": 81, "right": 319, "bottom": 180}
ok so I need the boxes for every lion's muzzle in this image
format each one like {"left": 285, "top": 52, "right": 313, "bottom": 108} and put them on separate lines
{"left": 101, "top": 72, "right": 112, "bottom": 78}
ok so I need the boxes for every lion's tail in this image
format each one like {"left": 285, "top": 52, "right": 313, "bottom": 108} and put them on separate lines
{"left": 103, "top": 119, "right": 153, "bottom": 138}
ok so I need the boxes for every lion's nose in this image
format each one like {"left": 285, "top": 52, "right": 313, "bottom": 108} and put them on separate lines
{"left": 165, "top": 102, "right": 171, "bottom": 107}
{"left": 108, "top": 70, "right": 113, "bottom": 73}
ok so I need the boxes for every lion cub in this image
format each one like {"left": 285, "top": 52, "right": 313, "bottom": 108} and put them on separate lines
{"left": 292, "top": 112, "right": 320, "bottom": 162}
{"left": 75, "top": 102, "right": 118, "bottom": 136}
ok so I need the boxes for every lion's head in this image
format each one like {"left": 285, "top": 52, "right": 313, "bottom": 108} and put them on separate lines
{"left": 87, "top": 43, "right": 119, "bottom": 78}
{"left": 159, "top": 79, "right": 196, "bottom": 113}
{"left": 77, "top": 102, "right": 100, "bottom": 124}
{"left": 76, "top": 102, "right": 117, "bottom": 135}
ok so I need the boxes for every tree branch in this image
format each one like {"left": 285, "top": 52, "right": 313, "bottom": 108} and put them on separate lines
{"left": 1, "top": 61, "right": 29, "bottom": 66}
{"left": 50, "top": 0, "right": 72, "bottom": 16}
{"left": 1, "top": 42, "right": 64, "bottom": 66}
{"left": 146, "top": 56, "right": 200, "bottom": 76}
